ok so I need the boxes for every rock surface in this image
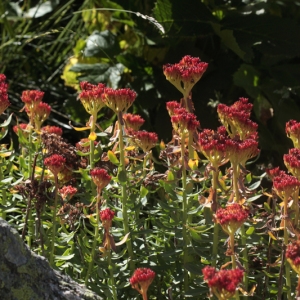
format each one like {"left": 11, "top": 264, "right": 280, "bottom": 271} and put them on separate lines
{"left": 0, "top": 218, "right": 102, "bottom": 300}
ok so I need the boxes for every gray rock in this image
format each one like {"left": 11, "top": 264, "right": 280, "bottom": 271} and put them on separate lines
{"left": 0, "top": 218, "right": 102, "bottom": 300}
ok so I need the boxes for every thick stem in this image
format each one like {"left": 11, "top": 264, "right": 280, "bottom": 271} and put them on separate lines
{"left": 85, "top": 195, "right": 100, "bottom": 286}
{"left": 141, "top": 289, "right": 148, "bottom": 300}
{"left": 117, "top": 116, "right": 135, "bottom": 272}
{"left": 28, "top": 127, "right": 33, "bottom": 178}
{"left": 232, "top": 162, "right": 240, "bottom": 202}
{"left": 188, "top": 132, "right": 193, "bottom": 160}
{"left": 230, "top": 233, "right": 240, "bottom": 300}
{"left": 90, "top": 113, "right": 97, "bottom": 196}
{"left": 212, "top": 169, "right": 219, "bottom": 267}
{"left": 50, "top": 175, "right": 59, "bottom": 267}
{"left": 240, "top": 224, "right": 249, "bottom": 290}
{"left": 283, "top": 195, "right": 292, "bottom": 300}
{"left": 180, "top": 131, "right": 189, "bottom": 292}
{"left": 108, "top": 250, "right": 117, "bottom": 300}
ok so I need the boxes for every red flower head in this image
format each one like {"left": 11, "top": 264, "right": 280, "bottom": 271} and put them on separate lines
{"left": 44, "top": 154, "right": 66, "bottom": 177}
{"left": 90, "top": 168, "right": 111, "bottom": 191}
{"left": 163, "top": 55, "right": 208, "bottom": 98}
{"left": 100, "top": 208, "right": 115, "bottom": 231}
{"left": 202, "top": 266, "right": 244, "bottom": 299}
{"left": 197, "top": 126, "right": 229, "bottom": 168}
{"left": 284, "top": 148, "right": 300, "bottom": 180}
{"left": 217, "top": 98, "right": 257, "bottom": 140}
{"left": 21, "top": 90, "right": 44, "bottom": 113}
{"left": 273, "top": 173, "right": 300, "bottom": 201}
{"left": 166, "top": 101, "right": 182, "bottom": 116}
{"left": 130, "top": 268, "right": 155, "bottom": 297}
{"left": 41, "top": 125, "right": 63, "bottom": 136}
{"left": 59, "top": 185, "right": 77, "bottom": 201}
{"left": 13, "top": 123, "right": 29, "bottom": 136}
{"left": 28, "top": 102, "right": 51, "bottom": 130}
{"left": 0, "top": 74, "right": 10, "bottom": 115}
{"left": 286, "top": 240, "right": 300, "bottom": 275}
{"left": 123, "top": 113, "right": 145, "bottom": 131}
{"left": 78, "top": 82, "right": 106, "bottom": 116}
{"left": 102, "top": 87, "right": 136, "bottom": 113}
{"left": 286, "top": 120, "right": 300, "bottom": 149}
{"left": 215, "top": 204, "right": 249, "bottom": 235}
{"left": 128, "top": 130, "right": 158, "bottom": 152}
{"left": 225, "top": 136, "right": 259, "bottom": 166}
{"left": 171, "top": 108, "right": 200, "bottom": 134}
{"left": 266, "top": 167, "right": 285, "bottom": 180}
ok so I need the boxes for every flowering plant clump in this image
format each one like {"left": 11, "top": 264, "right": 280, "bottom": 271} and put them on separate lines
{"left": 90, "top": 168, "right": 111, "bottom": 191}
{"left": 286, "top": 120, "right": 300, "bottom": 148}
{"left": 215, "top": 204, "right": 249, "bottom": 235}
{"left": 202, "top": 266, "right": 244, "bottom": 300}
{"left": 102, "top": 87, "right": 136, "bottom": 113}
{"left": 163, "top": 55, "right": 208, "bottom": 99}
{"left": 286, "top": 240, "right": 300, "bottom": 275}
{"left": 130, "top": 268, "right": 155, "bottom": 299}
{"left": 2, "top": 50, "right": 300, "bottom": 300}
{"left": 44, "top": 154, "right": 66, "bottom": 177}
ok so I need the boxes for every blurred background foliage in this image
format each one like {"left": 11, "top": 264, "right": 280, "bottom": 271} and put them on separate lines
{"left": 1, "top": 0, "right": 300, "bottom": 168}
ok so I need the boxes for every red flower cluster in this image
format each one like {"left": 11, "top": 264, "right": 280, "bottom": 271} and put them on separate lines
{"left": 123, "top": 113, "right": 145, "bottom": 131}
{"left": 286, "top": 240, "right": 300, "bottom": 275}
{"left": 215, "top": 204, "right": 249, "bottom": 235}
{"left": 198, "top": 126, "right": 229, "bottom": 167}
{"left": 59, "top": 185, "right": 78, "bottom": 201}
{"left": 0, "top": 74, "right": 10, "bottom": 115}
{"left": 284, "top": 148, "right": 300, "bottom": 179}
{"left": 266, "top": 167, "right": 285, "bottom": 180}
{"left": 44, "top": 154, "right": 66, "bottom": 177}
{"left": 286, "top": 120, "right": 300, "bottom": 148}
{"left": 128, "top": 130, "right": 158, "bottom": 152}
{"left": 90, "top": 168, "right": 111, "bottom": 190}
{"left": 217, "top": 98, "right": 258, "bottom": 140}
{"left": 102, "top": 87, "right": 136, "bottom": 113}
{"left": 225, "top": 136, "right": 259, "bottom": 166}
{"left": 273, "top": 173, "right": 300, "bottom": 200}
{"left": 28, "top": 102, "right": 51, "bottom": 130}
{"left": 100, "top": 208, "right": 115, "bottom": 221}
{"left": 41, "top": 125, "right": 63, "bottom": 136}
{"left": 163, "top": 55, "right": 208, "bottom": 97}
{"left": 166, "top": 101, "right": 181, "bottom": 116}
{"left": 78, "top": 82, "right": 106, "bottom": 116}
{"left": 130, "top": 268, "right": 155, "bottom": 296}
{"left": 13, "top": 123, "right": 28, "bottom": 135}
{"left": 202, "top": 266, "right": 243, "bottom": 298}
{"left": 21, "top": 90, "right": 44, "bottom": 113}
{"left": 171, "top": 108, "right": 200, "bottom": 134}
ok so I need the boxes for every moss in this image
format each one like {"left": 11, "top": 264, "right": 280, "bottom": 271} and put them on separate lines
{"left": 11, "top": 284, "right": 38, "bottom": 300}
